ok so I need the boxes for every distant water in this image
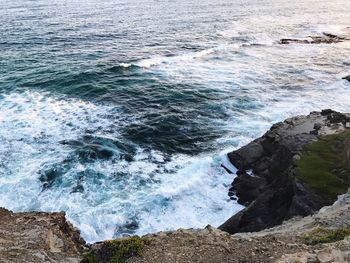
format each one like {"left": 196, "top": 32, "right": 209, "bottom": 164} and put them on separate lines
{"left": 0, "top": 0, "right": 350, "bottom": 243}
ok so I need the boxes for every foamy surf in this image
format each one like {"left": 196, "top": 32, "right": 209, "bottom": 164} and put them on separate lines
{"left": 119, "top": 48, "right": 217, "bottom": 69}
{"left": 1, "top": 74, "right": 349, "bottom": 243}
{"left": 0, "top": 91, "right": 243, "bottom": 243}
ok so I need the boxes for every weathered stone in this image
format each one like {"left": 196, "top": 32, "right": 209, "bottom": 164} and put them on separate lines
{"left": 0, "top": 208, "right": 85, "bottom": 263}
{"left": 220, "top": 110, "right": 348, "bottom": 235}
{"left": 280, "top": 32, "right": 348, "bottom": 45}
{"left": 228, "top": 142, "right": 265, "bottom": 170}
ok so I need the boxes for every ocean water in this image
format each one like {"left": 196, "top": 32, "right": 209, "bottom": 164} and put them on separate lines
{"left": 0, "top": 0, "right": 350, "bottom": 243}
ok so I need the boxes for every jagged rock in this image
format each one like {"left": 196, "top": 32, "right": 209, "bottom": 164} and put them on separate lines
{"left": 228, "top": 142, "right": 265, "bottom": 170}
{"left": 280, "top": 38, "right": 310, "bottom": 44}
{"left": 229, "top": 172, "right": 268, "bottom": 205}
{"left": 280, "top": 32, "right": 348, "bottom": 45}
{"left": 343, "top": 75, "right": 350, "bottom": 82}
{"left": 220, "top": 110, "right": 350, "bottom": 235}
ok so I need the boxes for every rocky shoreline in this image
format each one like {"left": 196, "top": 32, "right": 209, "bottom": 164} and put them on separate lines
{"left": 220, "top": 109, "right": 350, "bottom": 234}
{"left": 1, "top": 110, "right": 350, "bottom": 263}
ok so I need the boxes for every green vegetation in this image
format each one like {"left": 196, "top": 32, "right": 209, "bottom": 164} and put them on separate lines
{"left": 297, "top": 130, "right": 350, "bottom": 203}
{"left": 303, "top": 227, "right": 350, "bottom": 245}
{"left": 83, "top": 252, "right": 100, "bottom": 263}
{"left": 83, "top": 236, "right": 149, "bottom": 263}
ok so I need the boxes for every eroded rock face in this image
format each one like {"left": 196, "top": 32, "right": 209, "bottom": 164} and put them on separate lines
{"left": 0, "top": 208, "right": 86, "bottom": 263}
{"left": 220, "top": 110, "right": 350, "bottom": 235}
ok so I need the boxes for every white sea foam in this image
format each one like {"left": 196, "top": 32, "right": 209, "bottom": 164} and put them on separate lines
{"left": 307, "top": 24, "right": 350, "bottom": 38}
{"left": 0, "top": 91, "right": 243, "bottom": 243}
{"left": 120, "top": 48, "right": 217, "bottom": 69}
{"left": 119, "top": 63, "right": 132, "bottom": 68}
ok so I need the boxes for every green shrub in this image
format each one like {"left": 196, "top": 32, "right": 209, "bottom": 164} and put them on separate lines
{"left": 83, "top": 236, "right": 148, "bottom": 263}
{"left": 303, "top": 227, "right": 350, "bottom": 245}
{"left": 297, "top": 130, "right": 350, "bottom": 203}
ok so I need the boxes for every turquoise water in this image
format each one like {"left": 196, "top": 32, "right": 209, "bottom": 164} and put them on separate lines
{"left": 0, "top": 0, "right": 350, "bottom": 243}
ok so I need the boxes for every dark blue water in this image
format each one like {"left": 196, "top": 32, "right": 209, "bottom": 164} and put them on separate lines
{"left": 0, "top": 0, "right": 350, "bottom": 243}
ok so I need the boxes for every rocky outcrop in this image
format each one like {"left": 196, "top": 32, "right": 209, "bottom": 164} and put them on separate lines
{"left": 343, "top": 75, "right": 350, "bottom": 82}
{"left": 0, "top": 208, "right": 86, "bottom": 263}
{"left": 220, "top": 110, "right": 350, "bottom": 234}
{"left": 280, "top": 32, "right": 349, "bottom": 45}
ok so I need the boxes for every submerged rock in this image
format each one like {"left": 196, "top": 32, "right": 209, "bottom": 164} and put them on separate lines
{"left": 60, "top": 135, "right": 137, "bottom": 162}
{"left": 220, "top": 110, "right": 350, "bottom": 234}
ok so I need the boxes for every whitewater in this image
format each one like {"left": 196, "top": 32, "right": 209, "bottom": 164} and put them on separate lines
{"left": 0, "top": 0, "right": 350, "bottom": 243}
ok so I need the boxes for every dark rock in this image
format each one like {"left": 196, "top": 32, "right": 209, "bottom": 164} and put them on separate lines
{"left": 220, "top": 173, "right": 325, "bottom": 234}
{"left": 228, "top": 142, "right": 265, "bottom": 170}
{"left": 321, "top": 109, "right": 334, "bottom": 115}
{"left": 221, "top": 164, "right": 234, "bottom": 174}
{"left": 323, "top": 32, "right": 338, "bottom": 38}
{"left": 271, "top": 122, "right": 284, "bottom": 130}
{"left": 343, "top": 75, "right": 350, "bottom": 82}
{"left": 314, "top": 123, "right": 322, "bottom": 130}
{"left": 230, "top": 172, "right": 268, "bottom": 205}
{"left": 237, "top": 170, "right": 247, "bottom": 176}
{"left": 280, "top": 38, "right": 310, "bottom": 44}
{"left": 280, "top": 32, "right": 347, "bottom": 45}
{"left": 287, "top": 178, "right": 325, "bottom": 217}
{"left": 327, "top": 112, "right": 347, "bottom": 124}
{"left": 220, "top": 110, "right": 348, "bottom": 235}
{"left": 252, "top": 157, "right": 270, "bottom": 174}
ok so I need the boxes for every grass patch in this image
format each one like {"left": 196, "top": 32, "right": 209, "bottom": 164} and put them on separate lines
{"left": 303, "top": 227, "right": 350, "bottom": 245}
{"left": 297, "top": 130, "right": 350, "bottom": 203}
{"left": 82, "top": 236, "right": 149, "bottom": 263}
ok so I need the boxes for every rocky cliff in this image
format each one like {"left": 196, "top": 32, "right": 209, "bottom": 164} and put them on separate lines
{"left": 220, "top": 110, "right": 350, "bottom": 234}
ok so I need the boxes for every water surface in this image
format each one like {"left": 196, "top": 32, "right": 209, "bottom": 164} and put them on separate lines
{"left": 0, "top": 0, "right": 350, "bottom": 243}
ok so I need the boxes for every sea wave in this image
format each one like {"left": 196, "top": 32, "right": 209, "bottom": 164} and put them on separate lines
{"left": 116, "top": 43, "right": 258, "bottom": 69}
{"left": 119, "top": 48, "right": 217, "bottom": 69}
{"left": 0, "top": 91, "right": 243, "bottom": 243}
